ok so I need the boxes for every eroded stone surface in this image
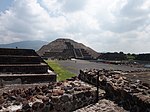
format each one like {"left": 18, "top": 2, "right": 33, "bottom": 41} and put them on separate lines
{"left": 74, "top": 99, "right": 127, "bottom": 112}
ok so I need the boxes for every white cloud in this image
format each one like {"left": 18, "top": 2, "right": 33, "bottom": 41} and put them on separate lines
{"left": 0, "top": 0, "right": 150, "bottom": 53}
{"left": 0, "top": 0, "right": 68, "bottom": 42}
{"left": 62, "top": 0, "right": 87, "bottom": 12}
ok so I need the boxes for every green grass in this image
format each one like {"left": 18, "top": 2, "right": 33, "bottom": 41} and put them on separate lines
{"left": 45, "top": 60, "right": 76, "bottom": 81}
{"left": 126, "top": 55, "right": 135, "bottom": 60}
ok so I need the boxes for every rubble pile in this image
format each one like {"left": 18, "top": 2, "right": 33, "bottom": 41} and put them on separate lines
{"left": 79, "top": 69, "right": 150, "bottom": 112}
{"left": 0, "top": 78, "right": 97, "bottom": 112}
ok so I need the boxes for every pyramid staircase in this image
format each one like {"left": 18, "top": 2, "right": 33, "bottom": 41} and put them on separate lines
{"left": 65, "top": 42, "right": 93, "bottom": 59}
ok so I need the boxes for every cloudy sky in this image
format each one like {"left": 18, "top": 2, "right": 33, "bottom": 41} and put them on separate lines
{"left": 0, "top": 0, "right": 150, "bottom": 53}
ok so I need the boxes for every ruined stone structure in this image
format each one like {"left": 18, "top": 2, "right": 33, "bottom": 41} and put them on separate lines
{"left": 0, "top": 48, "right": 56, "bottom": 84}
{"left": 79, "top": 69, "right": 150, "bottom": 112}
{"left": 0, "top": 79, "right": 98, "bottom": 112}
{"left": 38, "top": 38, "right": 99, "bottom": 60}
{"left": 1, "top": 69, "right": 150, "bottom": 111}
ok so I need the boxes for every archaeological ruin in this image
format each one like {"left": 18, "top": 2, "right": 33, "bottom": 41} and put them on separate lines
{"left": 0, "top": 69, "right": 150, "bottom": 111}
{"left": 0, "top": 44, "right": 149, "bottom": 112}
{"left": 78, "top": 69, "right": 150, "bottom": 112}
{"left": 0, "top": 48, "right": 56, "bottom": 84}
{"left": 0, "top": 78, "right": 98, "bottom": 112}
{"left": 37, "top": 38, "right": 99, "bottom": 60}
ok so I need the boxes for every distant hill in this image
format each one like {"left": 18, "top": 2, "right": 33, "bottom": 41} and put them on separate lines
{"left": 37, "top": 38, "right": 99, "bottom": 59}
{"left": 0, "top": 40, "right": 48, "bottom": 51}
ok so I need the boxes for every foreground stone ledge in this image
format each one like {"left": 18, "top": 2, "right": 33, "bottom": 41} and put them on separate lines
{"left": 0, "top": 78, "right": 99, "bottom": 112}
{"left": 74, "top": 99, "right": 127, "bottom": 112}
{"left": 79, "top": 69, "right": 150, "bottom": 112}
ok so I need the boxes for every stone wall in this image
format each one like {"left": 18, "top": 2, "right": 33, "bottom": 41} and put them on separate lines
{"left": 78, "top": 69, "right": 150, "bottom": 112}
{"left": 0, "top": 79, "right": 98, "bottom": 112}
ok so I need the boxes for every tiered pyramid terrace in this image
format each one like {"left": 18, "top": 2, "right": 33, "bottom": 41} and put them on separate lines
{"left": 0, "top": 48, "right": 56, "bottom": 84}
{"left": 42, "top": 41, "right": 93, "bottom": 59}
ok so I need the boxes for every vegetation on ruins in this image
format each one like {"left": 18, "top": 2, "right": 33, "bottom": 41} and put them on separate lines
{"left": 45, "top": 60, "right": 76, "bottom": 81}
{"left": 126, "top": 53, "right": 136, "bottom": 60}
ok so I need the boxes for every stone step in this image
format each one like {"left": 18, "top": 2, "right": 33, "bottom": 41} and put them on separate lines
{"left": 0, "top": 55, "right": 42, "bottom": 64}
{"left": 0, "top": 63, "right": 49, "bottom": 74}
{"left": 0, "top": 48, "right": 38, "bottom": 56}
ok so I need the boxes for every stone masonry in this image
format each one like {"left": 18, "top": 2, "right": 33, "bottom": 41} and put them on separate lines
{"left": 78, "top": 69, "right": 150, "bottom": 112}
{"left": 0, "top": 78, "right": 99, "bottom": 112}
